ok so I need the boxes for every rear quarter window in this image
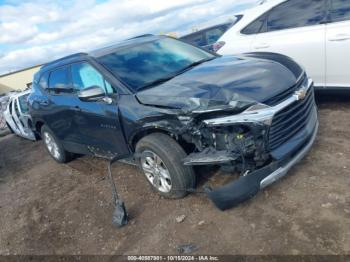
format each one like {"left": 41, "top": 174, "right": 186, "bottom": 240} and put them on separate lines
{"left": 241, "top": 14, "right": 267, "bottom": 35}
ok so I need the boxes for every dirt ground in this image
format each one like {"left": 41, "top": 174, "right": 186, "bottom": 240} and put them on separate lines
{"left": 0, "top": 95, "right": 349, "bottom": 255}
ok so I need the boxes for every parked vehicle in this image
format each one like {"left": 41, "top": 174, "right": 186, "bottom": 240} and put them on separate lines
{"left": 180, "top": 19, "right": 239, "bottom": 51}
{"left": 28, "top": 35, "right": 318, "bottom": 209}
{"left": 4, "top": 90, "right": 36, "bottom": 140}
{"left": 217, "top": 0, "right": 350, "bottom": 90}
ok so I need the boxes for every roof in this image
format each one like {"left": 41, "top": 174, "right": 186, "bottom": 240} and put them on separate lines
{"left": 39, "top": 53, "right": 88, "bottom": 72}
{"left": 89, "top": 34, "right": 161, "bottom": 57}
{"left": 39, "top": 34, "right": 160, "bottom": 73}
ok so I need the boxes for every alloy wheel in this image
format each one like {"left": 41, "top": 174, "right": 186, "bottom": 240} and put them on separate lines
{"left": 43, "top": 132, "right": 61, "bottom": 160}
{"left": 140, "top": 150, "right": 172, "bottom": 193}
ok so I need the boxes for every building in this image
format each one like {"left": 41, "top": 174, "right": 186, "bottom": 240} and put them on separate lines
{"left": 0, "top": 64, "right": 42, "bottom": 95}
{"left": 0, "top": 83, "right": 12, "bottom": 95}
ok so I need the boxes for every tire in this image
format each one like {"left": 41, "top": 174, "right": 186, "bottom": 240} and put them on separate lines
{"left": 136, "top": 133, "right": 196, "bottom": 199}
{"left": 41, "top": 125, "right": 72, "bottom": 163}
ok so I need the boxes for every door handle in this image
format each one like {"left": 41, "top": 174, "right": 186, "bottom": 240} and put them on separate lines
{"left": 73, "top": 106, "right": 82, "bottom": 112}
{"left": 39, "top": 100, "right": 49, "bottom": 106}
{"left": 253, "top": 43, "right": 270, "bottom": 49}
{"left": 329, "top": 34, "right": 350, "bottom": 41}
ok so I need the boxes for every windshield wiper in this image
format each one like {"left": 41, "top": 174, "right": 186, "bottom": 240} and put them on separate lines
{"left": 139, "top": 57, "right": 215, "bottom": 90}
{"left": 140, "top": 76, "right": 177, "bottom": 90}
{"left": 186, "top": 57, "right": 215, "bottom": 69}
{"left": 172, "top": 57, "right": 216, "bottom": 76}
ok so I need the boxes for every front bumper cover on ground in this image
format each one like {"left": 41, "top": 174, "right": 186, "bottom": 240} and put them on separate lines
{"left": 206, "top": 121, "right": 319, "bottom": 210}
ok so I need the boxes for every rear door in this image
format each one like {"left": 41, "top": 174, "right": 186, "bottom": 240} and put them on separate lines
{"left": 46, "top": 66, "right": 80, "bottom": 146}
{"left": 252, "top": 0, "right": 327, "bottom": 87}
{"left": 326, "top": 0, "right": 350, "bottom": 88}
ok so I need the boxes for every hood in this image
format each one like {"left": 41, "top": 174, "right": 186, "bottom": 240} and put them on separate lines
{"left": 136, "top": 55, "right": 298, "bottom": 113}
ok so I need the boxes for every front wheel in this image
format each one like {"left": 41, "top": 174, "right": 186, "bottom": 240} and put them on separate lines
{"left": 41, "top": 125, "right": 72, "bottom": 163}
{"left": 136, "top": 133, "right": 196, "bottom": 199}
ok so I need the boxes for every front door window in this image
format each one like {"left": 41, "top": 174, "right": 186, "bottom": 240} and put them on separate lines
{"left": 71, "top": 62, "right": 114, "bottom": 94}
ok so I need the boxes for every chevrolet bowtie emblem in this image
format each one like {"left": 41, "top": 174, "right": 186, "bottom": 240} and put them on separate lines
{"left": 295, "top": 89, "right": 307, "bottom": 100}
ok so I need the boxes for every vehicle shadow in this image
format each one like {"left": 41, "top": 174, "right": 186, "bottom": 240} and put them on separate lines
{"left": 315, "top": 90, "right": 350, "bottom": 105}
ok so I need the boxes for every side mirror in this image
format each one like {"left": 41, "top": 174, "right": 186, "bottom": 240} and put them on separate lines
{"left": 78, "top": 86, "right": 105, "bottom": 101}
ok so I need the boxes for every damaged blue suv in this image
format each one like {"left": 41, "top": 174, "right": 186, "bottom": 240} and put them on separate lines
{"left": 28, "top": 35, "right": 318, "bottom": 210}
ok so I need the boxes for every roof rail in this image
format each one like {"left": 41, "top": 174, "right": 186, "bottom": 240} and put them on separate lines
{"left": 127, "top": 34, "right": 154, "bottom": 40}
{"left": 258, "top": 0, "right": 268, "bottom": 4}
{"left": 42, "top": 52, "right": 88, "bottom": 69}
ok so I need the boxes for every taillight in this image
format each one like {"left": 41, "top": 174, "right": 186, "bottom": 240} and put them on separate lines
{"left": 212, "top": 41, "right": 226, "bottom": 52}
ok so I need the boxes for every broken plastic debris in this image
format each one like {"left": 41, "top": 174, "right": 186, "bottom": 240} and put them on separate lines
{"left": 177, "top": 244, "right": 198, "bottom": 254}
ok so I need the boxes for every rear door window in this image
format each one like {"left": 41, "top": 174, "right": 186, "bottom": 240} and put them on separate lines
{"left": 329, "top": 0, "right": 350, "bottom": 23}
{"left": 267, "top": 0, "right": 326, "bottom": 32}
{"left": 49, "top": 67, "right": 71, "bottom": 90}
{"left": 39, "top": 71, "right": 50, "bottom": 89}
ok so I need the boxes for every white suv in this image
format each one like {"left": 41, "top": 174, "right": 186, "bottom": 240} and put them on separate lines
{"left": 217, "top": 0, "right": 350, "bottom": 90}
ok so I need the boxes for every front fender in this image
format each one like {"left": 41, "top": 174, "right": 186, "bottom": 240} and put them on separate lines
{"left": 128, "top": 124, "right": 180, "bottom": 151}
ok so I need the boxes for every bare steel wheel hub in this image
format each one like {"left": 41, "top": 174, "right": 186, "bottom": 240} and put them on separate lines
{"left": 43, "top": 132, "right": 61, "bottom": 160}
{"left": 140, "top": 151, "right": 172, "bottom": 193}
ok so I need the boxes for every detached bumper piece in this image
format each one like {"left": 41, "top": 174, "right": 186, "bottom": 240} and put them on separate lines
{"left": 207, "top": 122, "right": 318, "bottom": 211}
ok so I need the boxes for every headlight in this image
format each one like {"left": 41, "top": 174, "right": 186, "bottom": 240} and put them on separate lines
{"left": 203, "top": 103, "right": 274, "bottom": 126}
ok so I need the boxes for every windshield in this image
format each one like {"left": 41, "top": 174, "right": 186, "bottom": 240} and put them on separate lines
{"left": 97, "top": 37, "right": 215, "bottom": 91}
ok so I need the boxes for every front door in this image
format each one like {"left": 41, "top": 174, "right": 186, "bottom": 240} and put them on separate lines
{"left": 70, "top": 62, "right": 129, "bottom": 157}
{"left": 326, "top": 0, "right": 350, "bottom": 88}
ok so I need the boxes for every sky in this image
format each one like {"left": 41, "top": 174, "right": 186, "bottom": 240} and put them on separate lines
{"left": 0, "top": 0, "right": 257, "bottom": 75}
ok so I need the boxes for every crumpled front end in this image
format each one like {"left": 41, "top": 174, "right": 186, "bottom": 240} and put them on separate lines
{"left": 179, "top": 76, "right": 318, "bottom": 210}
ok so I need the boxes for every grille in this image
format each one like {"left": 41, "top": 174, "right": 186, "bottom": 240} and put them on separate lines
{"left": 269, "top": 87, "right": 315, "bottom": 151}
{"left": 265, "top": 75, "right": 306, "bottom": 106}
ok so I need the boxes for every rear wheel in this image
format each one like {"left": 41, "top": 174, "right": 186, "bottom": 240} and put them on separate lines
{"left": 41, "top": 125, "right": 72, "bottom": 163}
{"left": 136, "top": 133, "right": 196, "bottom": 198}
